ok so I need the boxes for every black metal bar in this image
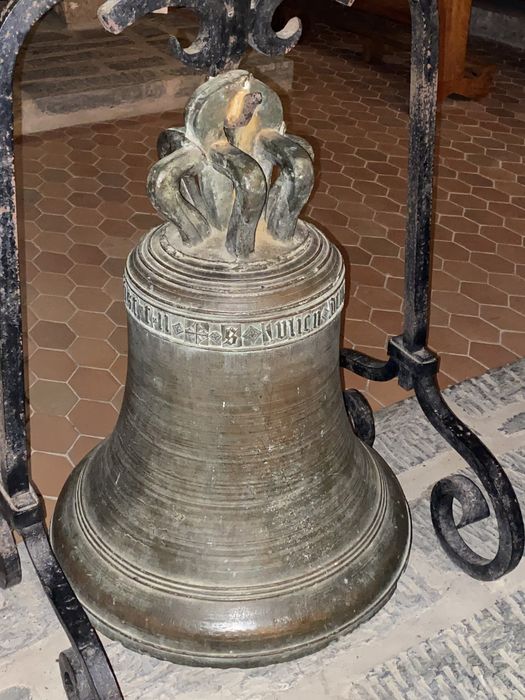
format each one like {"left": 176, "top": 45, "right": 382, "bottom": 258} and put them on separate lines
{"left": 343, "top": 389, "right": 375, "bottom": 447}
{"left": 415, "top": 375, "right": 524, "bottom": 580}
{"left": 341, "top": 0, "right": 523, "bottom": 580}
{"left": 99, "top": 0, "right": 302, "bottom": 75}
{"left": 387, "top": 335, "right": 439, "bottom": 390}
{"left": 403, "top": 0, "right": 439, "bottom": 352}
{"left": 24, "top": 522, "right": 123, "bottom": 699}
{"left": 340, "top": 348, "right": 398, "bottom": 382}
{"left": 403, "top": 0, "right": 523, "bottom": 578}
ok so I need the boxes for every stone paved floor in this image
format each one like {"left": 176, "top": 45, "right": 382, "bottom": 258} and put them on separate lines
{"left": 1, "top": 360, "right": 524, "bottom": 698}
{"left": 14, "top": 17, "right": 525, "bottom": 517}
{"left": 17, "top": 11, "right": 292, "bottom": 133}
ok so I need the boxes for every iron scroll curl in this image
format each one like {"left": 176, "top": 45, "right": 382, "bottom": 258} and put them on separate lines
{"left": 340, "top": 0, "right": 524, "bottom": 580}
{"left": 0, "top": 0, "right": 523, "bottom": 695}
{"left": 417, "top": 374, "right": 524, "bottom": 580}
{"left": 98, "top": 0, "right": 302, "bottom": 74}
{"left": 341, "top": 343, "right": 524, "bottom": 580}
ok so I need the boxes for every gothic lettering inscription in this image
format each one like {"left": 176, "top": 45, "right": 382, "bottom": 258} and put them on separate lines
{"left": 125, "top": 281, "right": 345, "bottom": 350}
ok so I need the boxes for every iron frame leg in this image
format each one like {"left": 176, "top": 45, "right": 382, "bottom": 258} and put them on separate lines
{"left": 340, "top": 0, "right": 524, "bottom": 581}
{"left": 0, "top": 0, "right": 523, "bottom": 696}
{"left": 0, "top": 0, "right": 303, "bottom": 695}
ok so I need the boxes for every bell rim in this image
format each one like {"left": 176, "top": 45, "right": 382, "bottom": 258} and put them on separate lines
{"left": 81, "top": 560, "right": 408, "bottom": 668}
{"left": 51, "top": 443, "right": 412, "bottom": 668}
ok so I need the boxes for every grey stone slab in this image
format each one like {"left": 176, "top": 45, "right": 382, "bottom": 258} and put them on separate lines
{"left": 143, "top": 63, "right": 200, "bottom": 79}
{"left": 501, "top": 412, "right": 525, "bottom": 436}
{"left": 26, "top": 70, "right": 164, "bottom": 99}
{"left": 145, "top": 37, "right": 176, "bottom": 50}
{"left": 374, "top": 403, "right": 449, "bottom": 474}
{"left": 346, "top": 591, "right": 525, "bottom": 700}
{"left": 35, "top": 81, "right": 167, "bottom": 115}
{"left": 65, "top": 27, "right": 113, "bottom": 42}
{"left": 130, "top": 24, "right": 171, "bottom": 39}
{"left": 22, "top": 49, "right": 143, "bottom": 75}
{"left": 407, "top": 491, "right": 462, "bottom": 574}
{"left": 107, "top": 56, "right": 169, "bottom": 72}
{"left": 0, "top": 690, "right": 31, "bottom": 700}
{"left": 445, "top": 361, "right": 525, "bottom": 418}
{"left": 501, "top": 448, "right": 525, "bottom": 477}
{"left": 24, "top": 31, "right": 68, "bottom": 44}
{"left": 22, "top": 64, "right": 103, "bottom": 83}
{"left": 22, "top": 39, "right": 135, "bottom": 58}
{"left": 0, "top": 549, "right": 61, "bottom": 659}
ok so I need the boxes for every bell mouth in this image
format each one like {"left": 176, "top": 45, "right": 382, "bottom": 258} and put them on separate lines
{"left": 51, "top": 437, "right": 410, "bottom": 668}
{"left": 83, "top": 553, "right": 408, "bottom": 669}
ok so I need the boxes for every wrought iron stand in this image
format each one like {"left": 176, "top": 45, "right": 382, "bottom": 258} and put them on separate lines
{"left": 0, "top": 0, "right": 523, "bottom": 697}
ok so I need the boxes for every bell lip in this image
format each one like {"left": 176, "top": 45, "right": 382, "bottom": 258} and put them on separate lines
{"left": 83, "top": 554, "right": 409, "bottom": 668}
{"left": 51, "top": 444, "right": 411, "bottom": 669}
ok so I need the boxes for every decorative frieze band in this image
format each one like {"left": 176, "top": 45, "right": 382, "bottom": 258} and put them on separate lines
{"left": 124, "top": 280, "right": 345, "bottom": 350}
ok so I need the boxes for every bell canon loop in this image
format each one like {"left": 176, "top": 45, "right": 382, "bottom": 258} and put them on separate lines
{"left": 51, "top": 71, "right": 411, "bottom": 668}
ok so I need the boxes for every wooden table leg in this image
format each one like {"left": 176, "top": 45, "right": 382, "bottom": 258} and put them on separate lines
{"left": 438, "top": 0, "right": 494, "bottom": 100}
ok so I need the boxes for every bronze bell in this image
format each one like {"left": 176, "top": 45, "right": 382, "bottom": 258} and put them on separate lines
{"left": 51, "top": 71, "right": 411, "bottom": 668}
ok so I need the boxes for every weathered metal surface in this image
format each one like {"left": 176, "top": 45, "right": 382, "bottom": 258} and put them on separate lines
{"left": 0, "top": 0, "right": 307, "bottom": 693}
{"left": 99, "top": 0, "right": 302, "bottom": 74}
{"left": 51, "top": 70, "right": 411, "bottom": 668}
{"left": 403, "top": 0, "right": 439, "bottom": 352}
{"left": 338, "top": 0, "right": 524, "bottom": 580}
{"left": 0, "top": 0, "right": 522, "bottom": 693}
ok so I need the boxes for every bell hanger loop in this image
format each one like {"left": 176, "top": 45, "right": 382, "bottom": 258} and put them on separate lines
{"left": 148, "top": 71, "right": 314, "bottom": 258}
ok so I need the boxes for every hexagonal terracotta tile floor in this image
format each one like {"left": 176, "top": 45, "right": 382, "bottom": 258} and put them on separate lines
{"left": 16, "top": 22, "right": 525, "bottom": 518}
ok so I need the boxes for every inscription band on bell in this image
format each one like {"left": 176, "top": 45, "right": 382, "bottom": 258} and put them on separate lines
{"left": 124, "top": 277, "right": 346, "bottom": 350}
